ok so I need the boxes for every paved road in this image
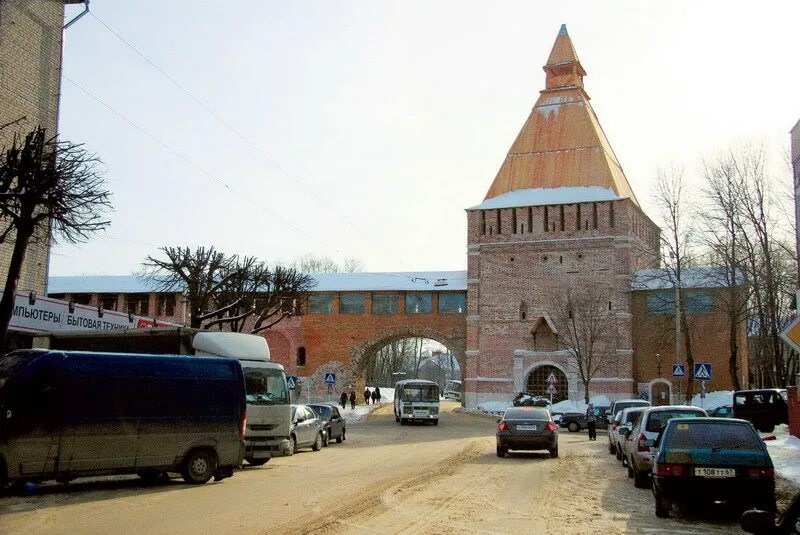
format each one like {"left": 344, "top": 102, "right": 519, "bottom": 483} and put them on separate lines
{"left": 0, "top": 402, "right": 751, "bottom": 534}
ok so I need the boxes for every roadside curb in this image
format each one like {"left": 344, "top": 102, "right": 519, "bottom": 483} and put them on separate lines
{"left": 453, "top": 407, "right": 500, "bottom": 420}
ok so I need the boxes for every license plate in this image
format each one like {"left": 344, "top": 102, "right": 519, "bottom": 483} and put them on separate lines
{"left": 694, "top": 467, "right": 735, "bottom": 478}
{"left": 517, "top": 425, "right": 537, "bottom": 431}
{"left": 413, "top": 411, "right": 428, "bottom": 418}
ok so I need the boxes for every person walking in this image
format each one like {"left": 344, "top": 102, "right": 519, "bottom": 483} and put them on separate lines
{"left": 340, "top": 391, "right": 348, "bottom": 409}
{"left": 371, "top": 389, "right": 379, "bottom": 405}
{"left": 349, "top": 390, "right": 356, "bottom": 410}
{"left": 374, "top": 386, "right": 382, "bottom": 404}
{"left": 363, "top": 387, "right": 371, "bottom": 405}
{"left": 586, "top": 403, "right": 597, "bottom": 441}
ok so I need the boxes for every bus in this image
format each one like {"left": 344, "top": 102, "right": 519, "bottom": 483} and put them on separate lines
{"left": 443, "top": 379, "right": 462, "bottom": 401}
{"left": 394, "top": 379, "right": 440, "bottom": 425}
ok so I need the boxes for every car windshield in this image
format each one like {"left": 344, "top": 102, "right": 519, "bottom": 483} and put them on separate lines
{"left": 310, "top": 405, "right": 332, "bottom": 419}
{"left": 243, "top": 367, "right": 289, "bottom": 405}
{"left": 646, "top": 410, "right": 705, "bottom": 433}
{"left": 616, "top": 401, "right": 648, "bottom": 413}
{"left": 505, "top": 408, "right": 549, "bottom": 420}
{"left": 400, "top": 384, "right": 438, "bottom": 402}
{"left": 665, "top": 422, "right": 762, "bottom": 450}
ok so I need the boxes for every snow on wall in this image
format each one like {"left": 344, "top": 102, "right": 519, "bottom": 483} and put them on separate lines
{"left": 468, "top": 187, "right": 622, "bottom": 210}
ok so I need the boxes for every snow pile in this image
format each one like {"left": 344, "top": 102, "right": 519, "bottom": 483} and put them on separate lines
{"left": 474, "top": 395, "right": 612, "bottom": 417}
{"left": 765, "top": 425, "right": 800, "bottom": 485}
{"left": 476, "top": 401, "right": 513, "bottom": 415}
{"left": 689, "top": 390, "right": 733, "bottom": 411}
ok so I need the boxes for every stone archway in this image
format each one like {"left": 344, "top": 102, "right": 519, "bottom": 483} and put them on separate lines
{"left": 649, "top": 379, "right": 672, "bottom": 406}
{"left": 524, "top": 362, "right": 570, "bottom": 403}
{"left": 350, "top": 325, "right": 466, "bottom": 387}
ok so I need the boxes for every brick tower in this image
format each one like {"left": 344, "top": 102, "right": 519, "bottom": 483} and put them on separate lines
{"left": 464, "top": 25, "right": 660, "bottom": 409}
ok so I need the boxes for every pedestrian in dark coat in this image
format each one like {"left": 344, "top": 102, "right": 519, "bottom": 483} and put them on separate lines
{"left": 340, "top": 391, "right": 348, "bottom": 409}
{"left": 364, "top": 388, "right": 371, "bottom": 405}
{"left": 371, "top": 389, "right": 379, "bottom": 405}
{"left": 586, "top": 403, "right": 597, "bottom": 441}
{"left": 374, "top": 386, "right": 382, "bottom": 404}
{"left": 349, "top": 390, "right": 356, "bottom": 410}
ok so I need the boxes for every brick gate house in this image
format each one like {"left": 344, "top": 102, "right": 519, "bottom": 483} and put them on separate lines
{"left": 47, "top": 26, "right": 747, "bottom": 409}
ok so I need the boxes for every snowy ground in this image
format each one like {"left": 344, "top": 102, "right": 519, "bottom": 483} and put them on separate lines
{"left": 766, "top": 425, "right": 800, "bottom": 486}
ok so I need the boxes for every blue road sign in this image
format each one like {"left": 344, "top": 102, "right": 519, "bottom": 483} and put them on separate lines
{"left": 694, "top": 363, "right": 712, "bottom": 381}
{"left": 672, "top": 364, "right": 685, "bottom": 377}
{"left": 287, "top": 376, "right": 298, "bottom": 390}
{"left": 324, "top": 372, "right": 337, "bottom": 385}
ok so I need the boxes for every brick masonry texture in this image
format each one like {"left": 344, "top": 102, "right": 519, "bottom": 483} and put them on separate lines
{"left": 0, "top": 0, "right": 67, "bottom": 295}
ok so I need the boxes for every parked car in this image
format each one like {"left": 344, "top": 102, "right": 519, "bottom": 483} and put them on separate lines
{"left": 733, "top": 389, "right": 788, "bottom": 433}
{"left": 307, "top": 403, "right": 347, "bottom": 446}
{"left": 741, "top": 488, "right": 800, "bottom": 534}
{"left": 623, "top": 405, "right": 707, "bottom": 488}
{"left": 611, "top": 407, "right": 645, "bottom": 461}
{"left": 710, "top": 405, "right": 733, "bottom": 418}
{"left": 559, "top": 405, "right": 610, "bottom": 432}
{"left": 605, "top": 399, "right": 650, "bottom": 424}
{"left": 496, "top": 407, "right": 558, "bottom": 458}
{"left": 651, "top": 418, "right": 775, "bottom": 518}
{"left": 289, "top": 405, "right": 325, "bottom": 453}
{"left": 0, "top": 350, "right": 246, "bottom": 487}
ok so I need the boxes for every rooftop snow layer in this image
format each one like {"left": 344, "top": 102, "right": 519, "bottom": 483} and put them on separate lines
{"left": 48, "top": 271, "right": 468, "bottom": 294}
{"left": 631, "top": 267, "right": 744, "bottom": 291}
{"left": 468, "top": 187, "right": 622, "bottom": 210}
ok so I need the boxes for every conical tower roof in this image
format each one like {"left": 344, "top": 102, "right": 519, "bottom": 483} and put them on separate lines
{"left": 484, "top": 25, "right": 639, "bottom": 206}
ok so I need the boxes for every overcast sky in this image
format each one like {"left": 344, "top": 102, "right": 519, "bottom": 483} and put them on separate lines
{"left": 50, "top": 1, "right": 800, "bottom": 277}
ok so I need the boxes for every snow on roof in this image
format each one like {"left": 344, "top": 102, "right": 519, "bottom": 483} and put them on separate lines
{"left": 631, "top": 267, "right": 744, "bottom": 291}
{"left": 48, "top": 271, "right": 468, "bottom": 294}
{"left": 468, "top": 187, "right": 623, "bottom": 210}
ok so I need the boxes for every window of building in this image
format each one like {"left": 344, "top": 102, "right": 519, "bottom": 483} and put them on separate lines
{"left": 576, "top": 204, "right": 582, "bottom": 230}
{"left": 372, "top": 293, "right": 399, "bottom": 314}
{"left": 646, "top": 291, "right": 674, "bottom": 315}
{"left": 296, "top": 347, "right": 306, "bottom": 367}
{"left": 438, "top": 293, "right": 465, "bottom": 313}
{"left": 496, "top": 209, "right": 502, "bottom": 234}
{"left": 340, "top": 293, "right": 365, "bottom": 314}
{"left": 511, "top": 209, "right": 517, "bottom": 234}
{"left": 308, "top": 294, "right": 333, "bottom": 314}
{"left": 480, "top": 210, "right": 486, "bottom": 235}
{"left": 100, "top": 294, "right": 118, "bottom": 311}
{"left": 592, "top": 202, "right": 598, "bottom": 229}
{"left": 560, "top": 205, "right": 565, "bottom": 231}
{"left": 159, "top": 294, "right": 176, "bottom": 316}
{"left": 544, "top": 206, "right": 549, "bottom": 232}
{"left": 73, "top": 294, "right": 92, "bottom": 306}
{"left": 519, "top": 301, "right": 528, "bottom": 320}
{"left": 527, "top": 206, "right": 533, "bottom": 234}
{"left": 685, "top": 291, "right": 714, "bottom": 314}
{"left": 127, "top": 294, "right": 150, "bottom": 316}
{"left": 609, "top": 202, "right": 615, "bottom": 228}
{"left": 646, "top": 290, "right": 715, "bottom": 315}
{"left": 405, "top": 292, "right": 432, "bottom": 314}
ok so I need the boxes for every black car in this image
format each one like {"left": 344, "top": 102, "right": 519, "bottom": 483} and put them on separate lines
{"left": 651, "top": 418, "right": 775, "bottom": 518}
{"left": 308, "top": 403, "right": 347, "bottom": 446}
{"left": 496, "top": 407, "right": 558, "bottom": 458}
{"left": 733, "top": 389, "right": 788, "bottom": 433}
{"left": 559, "top": 406, "right": 610, "bottom": 432}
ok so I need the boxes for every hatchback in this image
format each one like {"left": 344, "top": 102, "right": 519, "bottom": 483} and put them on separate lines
{"left": 651, "top": 418, "right": 775, "bottom": 518}
{"left": 496, "top": 407, "right": 558, "bottom": 458}
{"left": 290, "top": 404, "right": 325, "bottom": 453}
{"left": 623, "top": 405, "right": 707, "bottom": 488}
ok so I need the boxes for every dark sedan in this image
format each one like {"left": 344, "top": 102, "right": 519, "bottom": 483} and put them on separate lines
{"left": 496, "top": 407, "right": 558, "bottom": 458}
{"left": 308, "top": 403, "right": 347, "bottom": 446}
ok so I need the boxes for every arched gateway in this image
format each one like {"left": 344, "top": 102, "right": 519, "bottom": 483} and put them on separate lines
{"left": 525, "top": 365, "right": 568, "bottom": 403}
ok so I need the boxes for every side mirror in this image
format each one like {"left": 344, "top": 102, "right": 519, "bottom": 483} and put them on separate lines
{"left": 740, "top": 510, "right": 775, "bottom": 534}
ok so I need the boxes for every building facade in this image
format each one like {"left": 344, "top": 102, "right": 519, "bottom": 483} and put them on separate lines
{"left": 0, "top": 0, "right": 80, "bottom": 295}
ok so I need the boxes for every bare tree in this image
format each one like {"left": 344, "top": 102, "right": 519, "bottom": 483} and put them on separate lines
{"left": 554, "top": 287, "right": 619, "bottom": 403}
{"left": 249, "top": 265, "right": 314, "bottom": 334}
{"left": 0, "top": 127, "right": 112, "bottom": 344}
{"left": 290, "top": 253, "right": 364, "bottom": 274}
{"left": 341, "top": 257, "right": 365, "bottom": 273}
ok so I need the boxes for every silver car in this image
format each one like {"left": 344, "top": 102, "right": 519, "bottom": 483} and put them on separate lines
{"left": 622, "top": 405, "right": 707, "bottom": 488}
{"left": 612, "top": 407, "right": 646, "bottom": 462}
{"left": 289, "top": 405, "right": 326, "bottom": 454}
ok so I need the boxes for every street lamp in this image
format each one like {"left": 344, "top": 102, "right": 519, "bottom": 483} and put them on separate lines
{"left": 656, "top": 352, "right": 662, "bottom": 378}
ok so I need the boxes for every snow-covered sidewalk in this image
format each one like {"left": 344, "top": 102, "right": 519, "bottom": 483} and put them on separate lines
{"left": 766, "top": 425, "right": 800, "bottom": 486}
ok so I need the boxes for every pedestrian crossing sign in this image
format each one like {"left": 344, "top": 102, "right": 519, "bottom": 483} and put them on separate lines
{"left": 671, "top": 364, "right": 685, "bottom": 377}
{"left": 324, "top": 372, "right": 337, "bottom": 384}
{"left": 694, "top": 363, "right": 712, "bottom": 381}
{"left": 287, "top": 376, "right": 298, "bottom": 390}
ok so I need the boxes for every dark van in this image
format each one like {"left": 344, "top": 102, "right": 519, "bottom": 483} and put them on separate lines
{"left": 0, "top": 350, "right": 246, "bottom": 488}
{"left": 732, "top": 389, "right": 788, "bottom": 433}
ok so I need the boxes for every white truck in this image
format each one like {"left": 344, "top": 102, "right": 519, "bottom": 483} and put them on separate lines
{"left": 193, "top": 332, "right": 292, "bottom": 464}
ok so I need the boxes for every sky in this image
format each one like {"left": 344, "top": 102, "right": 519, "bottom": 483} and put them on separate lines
{"left": 50, "top": 1, "right": 800, "bottom": 277}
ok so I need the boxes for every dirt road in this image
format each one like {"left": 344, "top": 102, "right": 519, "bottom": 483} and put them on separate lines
{"left": 0, "top": 402, "right": 760, "bottom": 534}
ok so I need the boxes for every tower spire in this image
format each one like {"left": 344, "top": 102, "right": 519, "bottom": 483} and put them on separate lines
{"left": 544, "top": 24, "right": 586, "bottom": 90}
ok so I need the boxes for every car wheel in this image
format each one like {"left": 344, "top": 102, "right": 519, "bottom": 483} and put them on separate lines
{"left": 433, "top": 420, "right": 439, "bottom": 426}
{"left": 654, "top": 488, "right": 670, "bottom": 518}
{"left": 608, "top": 442, "right": 616, "bottom": 454}
{"left": 245, "top": 457, "right": 269, "bottom": 466}
{"left": 341, "top": 429, "right": 346, "bottom": 442}
{"left": 496, "top": 446, "right": 506, "bottom": 458}
{"left": 568, "top": 422, "right": 580, "bottom": 433}
{"left": 634, "top": 467, "right": 649, "bottom": 489}
{"left": 289, "top": 434, "right": 297, "bottom": 455}
{"left": 549, "top": 446, "right": 558, "bottom": 458}
{"left": 181, "top": 449, "right": 217, "bottom": 485}
{"left": 312, "top": 432, "right": 323, "bottom": 452}
{"left": 616, "top": 447, "right": 623, "bottom": 461}
{"left": 627, "top": 460, "right": 634, "bottom": 479}
{"left": 323, "top": 431, "right": 330, "bottom": 447}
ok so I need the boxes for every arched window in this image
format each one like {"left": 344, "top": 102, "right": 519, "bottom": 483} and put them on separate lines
{"left": 526, "top": 365, "right": 568, "bottom": 403}
{"left": 296, "top": 347, "right": 306, "bottom": 367}
{"left": 519, "top": 301, "right": 528, "bottom": 320}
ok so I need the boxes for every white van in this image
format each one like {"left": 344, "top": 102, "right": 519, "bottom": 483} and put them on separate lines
{"left": 393, "top": 379, "right": 440, "bottom": 425}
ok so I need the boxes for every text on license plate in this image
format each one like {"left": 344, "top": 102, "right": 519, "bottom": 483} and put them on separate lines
{"left": 517, "top": 425, "right": 537, "bottom": 431}
{"left": 694, "top": 468, "right": 735, "bottom": 478}
{"left": 413, "top": 411, "right": 428, "bottom": 418}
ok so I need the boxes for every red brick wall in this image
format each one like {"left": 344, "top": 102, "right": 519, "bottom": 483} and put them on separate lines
{"left": 789, "top": 386, "right": 800, "bottom": 438}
